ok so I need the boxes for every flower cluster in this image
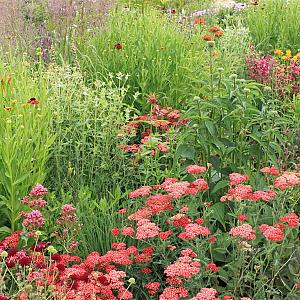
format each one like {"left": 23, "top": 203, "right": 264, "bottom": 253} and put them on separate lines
{"left": 247, "top": 48, "right": 300, "bottom": 97}
{"left": 1, "top": 165, "right": 299, "bottom": 299}
{"left": 119, "top": 96, "right": 188, "bottom": 157}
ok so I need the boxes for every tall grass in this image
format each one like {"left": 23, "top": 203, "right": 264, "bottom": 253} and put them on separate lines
{"left": 77, "top": 8, "right": 208, "bottom": 108}
{"left": 246, "top": 0, "right": 300, "bottom": 52}
{"left": 0, "top": 56, "right": 54, "bottom": 234}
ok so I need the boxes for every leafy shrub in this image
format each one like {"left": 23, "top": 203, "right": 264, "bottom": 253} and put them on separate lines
{"left": 44, "top": 65, "right": 133, "bottom": 201}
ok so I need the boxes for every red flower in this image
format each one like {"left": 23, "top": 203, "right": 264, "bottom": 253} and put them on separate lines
{"left": 209, "top": 26, "right": 222, "bottom": 33}
{"left": 194, "top": 18, "right": 206, "bottom": 26}
{"left": 114, "top": 43, "right": 122, "bottom": 50}
{"left": 18, "top": 293, "right": 29, "bottom": 300}
{"left": 209, "top": 236, "right": 217, "bottom": 243}
{"left": 201, "top": 35, "right": 213, "bottom": 41}
{"left": 111, "top": 228, "right": 120, "bottom": 236}
{"left": 214, "top": 31, "right": 223, "bottom": 37}
{"left": 27, "top": 97, "right": 40, "bottom": 105}
{"left": 238, "top": 214, "right": 248, "bottom": 222}
{"left": 141, "top": 267, "right": 152, "bottom": 274}
{"left": 206, "top": 262, "right": 220, "bottom": 272}
{"left": 97, "top": 275, "right": 110, "bottom": 285}
{"left": 171, "top": 9, "right": 176, "bottom": 14}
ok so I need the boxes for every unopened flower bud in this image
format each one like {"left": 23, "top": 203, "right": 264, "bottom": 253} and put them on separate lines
{"left": 128, "top": 277, "right": 136, "bottom": 285}
{"left": 1, "top": 250, "right": 8, "bottom": 258}
{"left": 47, "top": 246, "right": 57, "bottom": 254}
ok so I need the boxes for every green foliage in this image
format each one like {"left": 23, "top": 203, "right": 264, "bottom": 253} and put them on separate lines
{"left": 118, "top": 0, "right": 213, "bottom": 12}
{"left": 0, "top": 57, "right": 54, "bottom": 233}
{"left": 246, "top": 0, "right": 300, "bottom": 52}
{"left": 183, "top": 44, "right": 294, "bottom": 181}
{"left": 44, "top": 64, "right": 133, "bottom": 201}
{"left": 77, "top": 8, "right": 208, "bottom": 108}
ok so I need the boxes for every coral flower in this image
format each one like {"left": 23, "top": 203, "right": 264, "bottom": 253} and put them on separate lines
{"left": 214, "top": 31, "right": 223, "bottom": 37}
{"left": 194, "top": 18, "right": 206, "bottom": 25}
{"left": 201, "top": 35, "right": 213, "bottom": 41}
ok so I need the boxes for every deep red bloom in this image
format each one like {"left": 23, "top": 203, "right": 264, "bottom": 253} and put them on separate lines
{"left": 111, "top": 228, "right": 120, "bottom": 236}
{"left": 114, "top": 43, "right": 122, "bottom": 50}
{"left": 141, "top": 267, "right": 152, "bottom": 274}
{"left": 27, "top": 97, "right": 40, "bottom": 105}
{"left": 238, "top": 214, "right": 248, "bottom": 222}
{"left": 97, "top": 275, "right": 110, "bottom": 285}
{"left": 19, "top": 256, "right": 32, "bottom": 267}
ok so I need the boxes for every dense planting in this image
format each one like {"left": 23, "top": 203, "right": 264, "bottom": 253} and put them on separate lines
{"left": 0, "top": 0, "right": 299, "bottom": 299}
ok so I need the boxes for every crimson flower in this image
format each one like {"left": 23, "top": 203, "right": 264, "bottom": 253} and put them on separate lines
{"left": 114, "top": 43, "right": 122, "bottom": 50}
{"left": 27, "top": 97, "right": 40, "bottom": 105}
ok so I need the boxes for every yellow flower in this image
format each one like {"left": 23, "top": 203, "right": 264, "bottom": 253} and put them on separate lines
{"left": 281, "top": 55, "right": 288, "bottom": 60}
{"left": 292, "top": 56, "right": 298, "bottom": 62}
{"left": 286, "top": 49, "right": 292, "bottom": 57}
{"left": 274, "top": 49, "right": 282, "bottom": 55}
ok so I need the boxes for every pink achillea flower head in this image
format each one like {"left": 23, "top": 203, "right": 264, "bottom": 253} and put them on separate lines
{"left": 191, "top": 288, "right": 219, "bottom": 300}
{"left": 180, "top": 248, "right": 197, "bottom": 257}
{"left": 228, "top": 184, "right": 252, "bottom": 200}
{"left": 279, "top": 212, "right": 299, "bottom": 227}
{"left": 164, "top": 255, "right": 200, "bottom": 279}
{"left": 274, "top": 172, "right": 300, "bottom": 189}
{"left": 159, "top": 287, "right": 188, "bottom": 300}
{"left": 186, "top": 165, "right": 206, "bottom": 174}
{"left": 229, "top": 173, "right": 249, "bottom": 185}
{"left": 29, "top": 184, "right": 48, "bottom": 197}
{"left": 250, "top": 190, "right": 277, "bottom": 202}
{"left": 145, "top": 282, "right": 160, "bottom": 295}
{"left": 259, "top": 224, "right": 284, "bottom": 241}
{"left": 229, "top": 224, "right": 256, "bottom": 240}
{"left": 57, "top": 204, "right": 77, "bottom": 224}
{"left": 136, "top": 219, "right": 160, "bottom": 240}
{"left": 129, "top": 186, "right": 152, "bottom": 198}
{"left": 260, "top": 166, "right": 279, "bottom": 176}
{"left": 178, "top": 223, "right": 211, "bottom": 240}
{"left": 122, "top": 226, "right": 135, "bottom": 236}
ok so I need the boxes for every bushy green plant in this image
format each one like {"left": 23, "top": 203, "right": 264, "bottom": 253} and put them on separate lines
{"left": 44, "top": 64, "right": 133, "bottom": 201}
{"left": 181, "top": 44, "right": 293, "bottom": 185}
{"left": 0, "top": 57, "right": 54, "bottom": 234}
{"left": 246, "top": 0, "right": 300, "bottom": 52}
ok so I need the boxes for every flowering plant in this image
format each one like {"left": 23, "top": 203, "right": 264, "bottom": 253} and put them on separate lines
{"left": 118, "top": 95, "right": 188, "bottom": 184}
{"left": 0, "top": 166, "right": 300, "bottom": 299}
{"left": 247, "top": 48, "right": 300, "bottom": 98}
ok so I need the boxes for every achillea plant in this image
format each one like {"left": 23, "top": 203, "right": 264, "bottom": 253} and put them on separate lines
{"left": 0, "top": 166, "right": 300, "bottom": 299}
